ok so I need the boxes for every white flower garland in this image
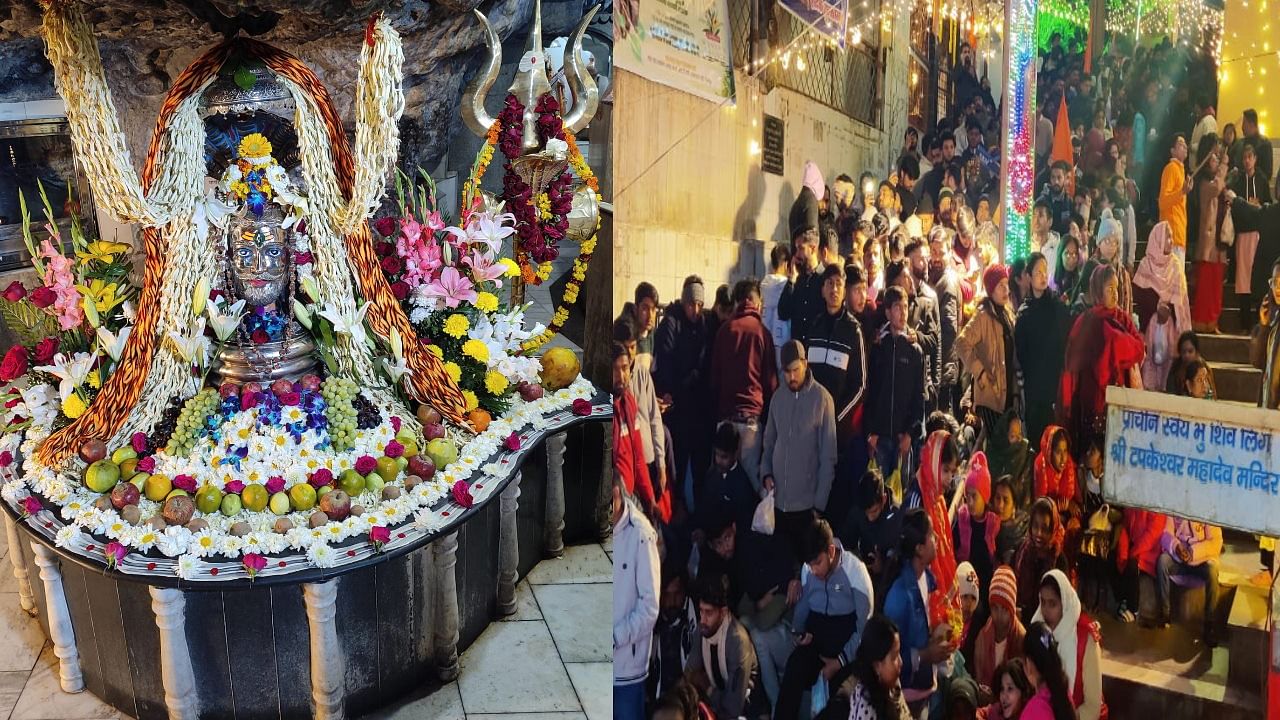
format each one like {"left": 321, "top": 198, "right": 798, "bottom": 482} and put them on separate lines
{"left": 2, "top": 377, "right": 601, "bottom": 581}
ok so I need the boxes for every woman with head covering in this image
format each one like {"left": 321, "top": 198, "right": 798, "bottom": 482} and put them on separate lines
{"left": 1032, "top": 569, "right": 1106, "bottom": 720}
{"left": 1131, "top": 221, "right": 1191, "bottom": 333}
{"left": 1072, "top": 215, "right": 1131, "bottom": 318}
{"left": 1060, "top": 263, "right": 1146, "bottom": 455}
{"left": 1012, "top": 499, "right": 1067, "bottom": 625}
{"left": 954, "top": 265, "right": 1019, "bottom": 451}
{"left": 1190, "top": 133, "right": 1229, "bottom": 334}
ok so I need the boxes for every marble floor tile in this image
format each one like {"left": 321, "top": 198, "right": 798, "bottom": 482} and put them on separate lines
{"left": 0, "top": 552, "right": 20, "bottom": 595}
{"left": 468, "top": 714, "right": 586, "bottom": 720}
{"left": 0, "top": 670, "right": 30, "bottom": 720}
{"left": 10, "top": 644, "right": 126, "bottom": 720}
{"left": 0, "top": 593, "right": 47, "bottom": 672}
{"left": 534, "top": 583, "right": 610, "bottom": 662}
{"left": 525, "top": 543, "right": 611, "bottom": 585}
{"left": 457, "top": 621, "right": 581, "bottom": 714}
{"left": 565, "top": 662, "right": 612, "bottom": 720}
{"left": 500, "top": 578, "right": 542, "bottom": 622}
{"left": 362, "top": 680, "right": 464, "bottom": 720}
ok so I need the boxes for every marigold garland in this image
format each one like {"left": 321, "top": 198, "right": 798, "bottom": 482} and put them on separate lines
{"left": 464, "top": 105, "right": 601, "bottom": 355}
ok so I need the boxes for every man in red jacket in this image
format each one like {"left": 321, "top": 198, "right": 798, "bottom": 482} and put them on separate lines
{"left": 709, "top": 279, "right": 778, "bottom": 493}
{"left": 1114, "top": 508, "right": 1167, "bottom": 623}
{"left": 613, "top": 343, "right": 667, "bottom": 523}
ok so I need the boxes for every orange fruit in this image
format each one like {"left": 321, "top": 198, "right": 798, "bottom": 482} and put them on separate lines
{"left": 468, "top": 408, "right": 492, "bottom": 433}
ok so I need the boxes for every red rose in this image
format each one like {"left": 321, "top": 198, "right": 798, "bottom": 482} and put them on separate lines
{"left": 452, "top": 480, "right": 474, "bottom": 508}
{"left": 0, "top": 345, "right": 29, "bottom": 383}
{"left": 251, "top": 329, "right": 270, "bottom": 344}
{"left": 369, "top": 525, "right": 391, "bottom": 545}
{"left": 309, "top": 469, "right": 334, "bottom": 488}
{"left": 571, "top": 398, "right": 593, "bottom": 416}
{"left": 3, "top": 396, "right": 19, "bottom": 409}
{"left": 2, "top": 281, "right": 25, "bottom": 303}
{"left": 373, "top": 217, "right": 397, "bottom": 238}
{"left": 265, "top": 476, "right": 285, "bottom": 494}
{"left": 33, "top": 338, "right": 59, "bottom": 364}
{"left": 136, "top": 456, "right": 156, "bottom": 473}
{"left": 224, "top": 479, "right": 245, "bottom": 494}
{"left": 29, "top": 287, "right": 55, "bottom": 309}
{"left": 375, "top": 241, "right": 395, "bottom": 258}
{"left": 384, "top": 440, "right": 404, "bottom": 459}
{"left": 380, "top": 256, "right": 402, "bottom": 275}
{"left": 355, "top": 455, "right": 377, "bottom": 475}
{"left": 390, "top": 281, "right": 410, "bottom": 300}
{"left": 0, "top": 451, "right": 11, "bottom": 467}
{"left": 131, "top": 432, "right": 149, "bottom": 454}
{"left": 390, "top": 416, "right": 402, "bottom": 433}
{"left": 279, "top": 391, "right": 300, "bottom": 406}
{"left": 172, "top": 474, "right": 196, "bottom": 493}
{"left": 504, "top": 432, "right": 521, "bottom": 451}
{"left": 240, "top": 392, "right": 258, "bottom": 412}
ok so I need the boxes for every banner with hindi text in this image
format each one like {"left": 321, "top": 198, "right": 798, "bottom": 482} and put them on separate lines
{"left": 1104, "top": 386, "right": 1280, "bottom": 537}
{"left": 615, "top": 0, "right": 735, "bottom": 104}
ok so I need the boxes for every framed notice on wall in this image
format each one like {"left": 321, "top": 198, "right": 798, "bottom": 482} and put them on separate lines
{"left": 762, "top": 115, "right": 784, "bottom": 175}
{"left": 779, "top": 0, "right": 850, "bottom": 48}
{"left": 615, "top": 0, "right": 735, "bottom": 104}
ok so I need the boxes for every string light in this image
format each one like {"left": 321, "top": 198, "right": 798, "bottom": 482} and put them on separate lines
{"left": 1001, "top": 0, "right": 1037, "bottom": 261}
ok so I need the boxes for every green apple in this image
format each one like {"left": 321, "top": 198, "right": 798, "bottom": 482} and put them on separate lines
{"left": 339, "top": 469, "right": 366, "bottom": 496}
{"left": 220, "top": 493, "right": 243, "bottom": 517}
{"left": 119, "top": 458, "right": 139, "bottom": 480}
{"left": 195, "top": 484, "right": 223, "bottom": 514}
{"left": 269, "top": 492, "right": 291, "bottom": 515}
{"left": 399, "top": 440, "right": 419, "bottom": 458}
{"left": 130, "top": 472, "right": 150, "bottom": 490}
{"left": 110, "top": 446, "right": 138, "bottom": 465}
{"left": 289, "top": 483, "right": 317, "bottom": 511}
{"left": 375, "top": 456, "right": 399, "bottom": 482}
{"left": 316, "top": 485, "right": 332, "bottom": 497}
{"left": 395, "top": 457, "right": 409, "bottom": 473}
{"left": 425, "top": 438, "right": 458, "bottom": 469}
{"left": 395, "top": 429, "right": 417, "bottom": 446}
{"left": 364, "top": 474, "right": 386, "bottom": 497}
{"left": 84, "top": 460, "right": 120, "bottom": 493}
{"left": 165, "top": 488, "right": 189, "bottom": 500}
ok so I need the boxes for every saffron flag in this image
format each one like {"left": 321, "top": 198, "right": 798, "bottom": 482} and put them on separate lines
{"left": 1052, "top": 97, "right": 1076, "bottom": 196}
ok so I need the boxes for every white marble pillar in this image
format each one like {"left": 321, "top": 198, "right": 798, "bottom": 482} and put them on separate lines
{"left": 303, "top": 580, "right": 345, "bottom": 720}
{"left": 544, "top": 432, "right": 567, "bottom": 558}
{"left": 497, "top": 472, "right": 522, "bottom": 615}
{"left": 4, "top": 514, "right": 36, "bottom": 615}
{"left": 149, "top": 587, "right": 198, "bottom": 719}
{"left": 28, "top": 542, "right": 82, "bottom": 693}
{"left": 432, "top": 531, "right": 460, "bottom": 681}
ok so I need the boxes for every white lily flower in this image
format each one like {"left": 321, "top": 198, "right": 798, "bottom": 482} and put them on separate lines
{"left": 319, "top": 302, "right": 370, "bottom": 347}
{"left": 33, "top": 352, "right": 95, "bottom": 402}
{"left": 292, "top": 299, "right": 313, "bottom": 330}
{"left": 193, "top": 189, "right": 238, "bottom": 243}
{"left": 95, "top": 325, "right": 132, "bottom": 362}
{"left": 121, "top": 300, "right": 137, "bottom": 322}
{"left": 206, "top": 298, "right": 247, "bottom": 342}
{"left": 380, "top": 356, "right": 411, "bottom": 387}
{"left": 545, "top": 137, "right": 569, "bottom": 160}
{"left": 167, "top": 319, "right": 210, "bottom": 366}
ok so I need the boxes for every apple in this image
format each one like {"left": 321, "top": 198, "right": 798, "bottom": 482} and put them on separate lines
{"left": 364, "top": 474, "right": 386, "bottom": 497}
{"left": 84, "top": 460, "right": 121, "bottom": 493}
{"left": 399, "top": 440, "right": 419, "bottom": 458}
{"left": 407, "top": 456, "right": 435, "bottom": 480}
{"left": 195, "top": 485, "right": 223, "bottom": 514}
{"left": 375, "top": 456, "right": 399, "bottom": 482}
{"left": 129, "top": 472, "right": 150, "bottom": 490}
{"left": 425, "top": 438, "right": 457, "bottom": 469}
{"left": 119, "top": 458, "right": 139, "bottom": 480}
{"left": 110, "top": 446, "right": 138, "bottom": 465}
{"left": 518, "top": 383, "right": 545, "bottom": 402}
{"left": 110, "top": 482, "right": 140, "bottom": 510}
{"left": 424, "top": 423, "right": 445, "bottom": 441}
{"left": 300, "top": 374, "right": 322, "bottom": 392}
{"left": 271, "top": 379, "right": 294, "bottom": 397}
{"left": 220, "top": 493, "right": 243, "bottom": 517}
{"left": 318, "top": 489, "right": 351, "bottom": 521}
{"left": 395, "top": 457, "right": 409, "bottom": 473}
{"left": 338, "top": 469, "right": 366, "bottom": 496}
{"left": 162, "top": 495, "right": 195, "bottom": 525}
{"left": 416, "top": 405, "right": 442, "bottom": 427}
{"left": 79, "top": 439, "right": 108, "bottom": 464}
{"left": 219, "top": 382, "right": 239, "bottom": 400}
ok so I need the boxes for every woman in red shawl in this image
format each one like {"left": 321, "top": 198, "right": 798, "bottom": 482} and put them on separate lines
{"left": 919, "top": 429, "right": 962, "bottom": 628}
{"left": 612, "top": 343, "right": 669, "bottom": 523}
{"left": 1013, "top": 498, "right": 1068, "bottom": 624}
{"left": 1059, "top": 264, "right": 1145, "bottom": 458}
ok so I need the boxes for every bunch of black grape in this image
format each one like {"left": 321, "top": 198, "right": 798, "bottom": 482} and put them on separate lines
{"left": 351, "top": 393, "right": 381, "bottom": 430}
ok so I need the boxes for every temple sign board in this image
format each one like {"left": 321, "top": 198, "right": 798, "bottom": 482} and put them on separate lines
{"left": 1104, "top": 386, "right": 1280, "bottom": 537}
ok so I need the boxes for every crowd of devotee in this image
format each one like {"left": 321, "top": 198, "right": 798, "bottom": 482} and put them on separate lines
{"left": 613, "top": 29, "right": 1277, "bottom": 720}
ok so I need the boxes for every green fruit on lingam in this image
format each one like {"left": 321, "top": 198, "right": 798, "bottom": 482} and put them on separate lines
{"left": 110, "top": 446, "right": 138, "bottom": 465}
{"left": 289, "top": 483, "right": 317, "bottom": 511}
{"left": 269, "top": 492, "right": 291, "bottom": 515}
{"left": 220, "top": 493, "right": 243, "bottom": 517}
{"left": 425, "top": 439, "right": 458, "bottom": 469}
{"left": 241, "top": 483, "right": 268, "bottom": 512}
{"left": 339, "top": 469, "right": 365, "bottom": 496}
{"left": 84, "top": 460, "right": 121, "bottom": 493}
{"left": 195, "top": 485, "right": 223, "bottom": 514}
{"left": 375, "top": 456, "right": 399, "bottom": 482}
{"left": 364, "top": 474, "right": 386, "bottom": 497}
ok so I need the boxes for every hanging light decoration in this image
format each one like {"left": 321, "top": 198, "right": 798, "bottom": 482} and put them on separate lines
{"left": 1000, "top": 0, "right": 1038, "bottom": 261}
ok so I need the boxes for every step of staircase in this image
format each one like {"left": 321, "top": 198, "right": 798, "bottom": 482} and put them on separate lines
{"left": 1199, "top": 333, "right": 1252, "bottom": 366}
{"left": 1210, "top": 361, "right": 1262, "bottom": 404}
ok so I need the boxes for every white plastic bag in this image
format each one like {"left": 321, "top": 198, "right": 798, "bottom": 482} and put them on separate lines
{"left": 810, "top": 673, "right": 829, "bottom": 716}
{"left": 752, "top": 489, "right": 775, "bottom": 535}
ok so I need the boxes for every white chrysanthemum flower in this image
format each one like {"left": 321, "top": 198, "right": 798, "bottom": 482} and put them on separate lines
{"left": 55, "top": 525, "right": 79, "bottom": 548}
{"left": 219, "top": 535, "right": 245, "bottom": 557}
{"left": 133, "top": 529, "right": 159, "bottom": 552}
{"left": 414, "top": 509, "right": 444, "bottom": 533}
{"left": 175, "top": 554, "right": 199, "bottom": 580}
{"left": 191, "top": 530, "right": 219, "bottom": 558}
{"left": 307, "top": 543, "right": 335, "bottom": 568}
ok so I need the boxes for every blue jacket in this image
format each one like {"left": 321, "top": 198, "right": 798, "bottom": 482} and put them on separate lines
{"left": 883, "top": 563, "right": 937, "bottom": 691}
{"left": 793, "top": 542, "right": 874, "bottom": 666}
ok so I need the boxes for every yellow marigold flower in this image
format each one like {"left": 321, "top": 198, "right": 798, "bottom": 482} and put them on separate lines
{"left": 484, "top": 371, "right": 509, "bottom": 395}
{"left": 462, "top": 339, "right": 490, "bottom": 364}
{"left": 443, "top": 314, "right": 470, "bottom": 339}
{"left": 86, "top": 369, "right": 101, "bottom": 389}
{"left": 230, "top": 181, "right": 250, "bottom": 196}
{"left": 474, "top": 292, "right": 499, "bottom": 313}
{"left": 238, "top": 133, "right": 273, "bottom": 159}
{"left": 61, "top": 394, "right": 86, "bottom": 419}
{"left": 427, "top": 344, "right": 444, "bottom": 359}
{"left": 444, "top": 361, "right": 462, "bottom": 383}
{"left": 462, "top": 390, "right": 479, "bottom": 412}
{"left": 537, "top": 262, "right": 553, "bottom": 280}
{"left": 499, "top": 258, "right": 521, "bottom": 278}
{"left": 563, "top": 283, "right": 579, "bottom": 304}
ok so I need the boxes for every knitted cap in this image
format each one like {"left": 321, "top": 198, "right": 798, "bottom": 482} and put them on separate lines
{"left": 956, "top": 561, "right": 979, "bottom": 599}
{"left": 966, "top": 451, "right": 992, "bottom": 503}
{"left": 982, "top": 263, "right": 1009, "bottom": 298}
{"left": 990, "top": 566, "right": 1017, "bottom": 615}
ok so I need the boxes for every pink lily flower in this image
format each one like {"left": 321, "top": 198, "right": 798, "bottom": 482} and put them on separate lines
{"left": 422, "top": 267, "right": 478, "bottom": 309}
{"left": 463, "top": 249, "right": 506, "bottom": 288}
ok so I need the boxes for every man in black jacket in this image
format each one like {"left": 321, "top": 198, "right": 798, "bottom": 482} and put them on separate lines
{"left": 654, "top": 275, "right": 715, "bottom": 507}
{"left": 882, "top": 259, "right": 941, "bottom": 414}
{"left": 922, "top": 228, "right": 963, "bottom": 415}
{"left": 780, "top": 188, "right": 826, "bottom": 339}
{"left": 865, "top": 286, "right": 926, "bottom": 477}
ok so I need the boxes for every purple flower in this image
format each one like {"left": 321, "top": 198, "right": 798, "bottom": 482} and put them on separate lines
{"left": 136, "top": 456, "right": 156, "bottom": 473}
{"left": 355, "top": 456, "right": 377, "bottom": 475}
{"left": 0, "top": 451, "right": 12, "bottom": 468}
{"left": 309, "top": 469, "right": 334, "bottom": 488}
{"left": 452, "top": 480, "right": 474, "bottom": 508}
{"left": 131, "top": 432, "right": 148, "bottom": 454}
{"left": 384, "top": 440, "right": 404, "bottom": 459}
{"left": 172, "top": 474, "right": 197, "bottom": 493}
{"left": 503, "top": 432, "right": 521, "bottom": 452}
{"left": 224, "top": 479, "right": 245, "bottom": 494}
{"left": 390, "top": 416, "right": 402, "bottom": 433}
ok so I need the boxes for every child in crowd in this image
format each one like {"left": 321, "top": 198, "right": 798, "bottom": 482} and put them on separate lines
{"left": 977, "top": 658, "right": 1034, "bottom": 720}
{"left": 973, "top": 567, "right": 1027, "bottom": 690}
{"left": 985, "top": 414, "right": 1032, "bottom": 507}
{"left": 1141, "top": 300, "right": 1178, "bottom": 390}
{"left": 1013, "top": 499, "right": 1068, "bottom": 624}
{"left": 1032, "top": 426, "right": 1078, "bottom": 529}
{"left": 954, "top": 452, "right": 1001, "bottom": 600}
{"left": 991, "top": 477, "right": 1029, "bottom": 565}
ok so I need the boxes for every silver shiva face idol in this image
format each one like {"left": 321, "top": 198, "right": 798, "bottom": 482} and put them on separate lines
{"left": 229, "top": 217, "right": 288, "bottom": 307}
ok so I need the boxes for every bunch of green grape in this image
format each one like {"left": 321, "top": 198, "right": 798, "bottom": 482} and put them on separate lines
{"left": 321, "top": 376, "right": 360, "bottom": 452}
{"left": 163, "top": 388, "right": 221, "bottom": 457}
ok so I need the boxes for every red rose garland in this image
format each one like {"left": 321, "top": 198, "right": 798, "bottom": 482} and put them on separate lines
{"left": 496, "top": 94, "right": 574, "bottom": 283}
